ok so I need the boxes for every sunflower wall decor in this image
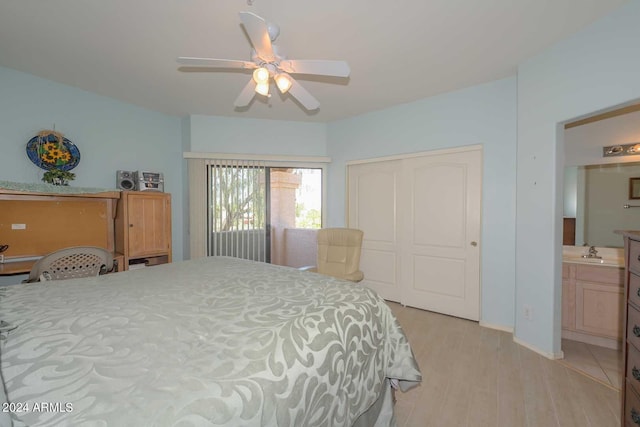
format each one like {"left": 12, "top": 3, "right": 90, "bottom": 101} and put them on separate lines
{"left": 26, "top": 130, "right": 81, "bottom": 185}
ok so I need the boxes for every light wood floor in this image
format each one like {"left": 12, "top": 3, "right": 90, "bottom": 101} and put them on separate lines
{"left": 560, "top": 339, "right": 622, "bottom": 390}
{"left": 387, "top": 302, "right": 621, "bottom": 427}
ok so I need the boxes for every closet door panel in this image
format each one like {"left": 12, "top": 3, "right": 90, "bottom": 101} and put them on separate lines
{"left": 348, "top": 160, "right": 402, "bottom": 301}
{"left": 400, "top": 148, "right": 481, "bottom": 321}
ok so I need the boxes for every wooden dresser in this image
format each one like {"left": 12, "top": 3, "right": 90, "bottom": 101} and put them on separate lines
{"left": 620, "top": 231, "right": 640, "bottom": 425}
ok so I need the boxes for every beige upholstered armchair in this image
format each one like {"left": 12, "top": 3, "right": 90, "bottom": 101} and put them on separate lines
{"left": 305, "top": 228, "right": 364, "bottom": 282}
{"left": 25, "top": 246, "right": 114, "bottom": 283}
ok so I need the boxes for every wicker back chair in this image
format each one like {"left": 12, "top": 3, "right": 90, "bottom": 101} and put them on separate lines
{"left": 26, "top": 246, "right": 114, "bottom": 283}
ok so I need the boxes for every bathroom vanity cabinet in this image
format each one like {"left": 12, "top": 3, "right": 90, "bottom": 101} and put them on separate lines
{"left": 562, "top": 262, "right": 624, "bottom": 349}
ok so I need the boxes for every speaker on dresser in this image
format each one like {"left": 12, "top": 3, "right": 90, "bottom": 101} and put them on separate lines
{"left": 137, "top": 171, "right": 164, "bottom": 192}
{"left": 116, "top": 170, "right": 137, "bottom": 190}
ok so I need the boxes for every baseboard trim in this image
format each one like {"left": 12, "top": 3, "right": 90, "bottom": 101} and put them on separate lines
{"left": 513, "top": 336, "right": 564, "bottom": 360}
{"left": 561, "top": 329, "right": 621, "bottom": 350}
{"left": 479, "top": 321, "right": 514, "bottom": 333}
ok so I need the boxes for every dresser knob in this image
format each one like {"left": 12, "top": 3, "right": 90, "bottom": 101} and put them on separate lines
{"left": 632, "top": 408, "right": 640, "bottom": 424}
{"left": 635, "top": 326, "right": 640, "bottom": 337}
{"left": 634, "top": 367, "right": 640, "bottom": 381}
{"left": 637, "top": 287, "right": 640, "bottom": 298}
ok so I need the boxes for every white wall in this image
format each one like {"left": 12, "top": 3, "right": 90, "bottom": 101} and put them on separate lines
{"left": 516, "top": 0, "right": 640, "bottom": 356}
{"left": 0, "top": 66, "right": 184, "bottom": 281}
{"left": 327, "top": 77, "right": 518, "bottom": 330}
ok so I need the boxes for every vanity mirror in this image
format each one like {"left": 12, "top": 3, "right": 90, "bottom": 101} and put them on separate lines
{"left": 564, "top": 162, "right": 640, "bottom": 248}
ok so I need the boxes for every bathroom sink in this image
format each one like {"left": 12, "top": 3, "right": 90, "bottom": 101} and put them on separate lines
{"left": 564, "top": 256, "right": 603, "bottom": 264}
{"left": 562, "top": 246, "right": 625, "bottom": 267}
{"left": 563, "top": 256, "right": 622, "bottom": 266}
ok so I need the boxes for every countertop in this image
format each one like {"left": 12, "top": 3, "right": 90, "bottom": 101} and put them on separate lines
{"left": 562, "top": 245, "right": 624, "bottom": 268}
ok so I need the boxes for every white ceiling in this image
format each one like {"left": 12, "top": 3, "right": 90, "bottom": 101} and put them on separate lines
{"left": 0, "top": 0, "right": 628, "bottom": 122}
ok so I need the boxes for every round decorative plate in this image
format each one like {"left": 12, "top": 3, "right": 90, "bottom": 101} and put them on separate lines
{"left": 26, "top": 133, "right": 80, "bottom": 171}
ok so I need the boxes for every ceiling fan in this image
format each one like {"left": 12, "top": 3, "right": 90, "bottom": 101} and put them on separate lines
{"left": 177, "top": 12, "right": 350, "bottom": 111}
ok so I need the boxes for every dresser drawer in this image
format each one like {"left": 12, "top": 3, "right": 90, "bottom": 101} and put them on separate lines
{"left": 628, "top": 305, "right": 640, "bottom": 351}
{"left": 631, "top": 274, "right": 640, "bottom": 309}
{"left": 630, "top": 239, "right": 640, "bottom": 275}
{"left": 627, "top": 380, "right": 640, "bottom": 426}
{"left": 629, "top": 345, "right": 640, "bottom": 392}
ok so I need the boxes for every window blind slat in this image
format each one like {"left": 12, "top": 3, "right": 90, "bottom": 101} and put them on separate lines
{"left": 203, "top": 158, "right": 267, "bottom": 262}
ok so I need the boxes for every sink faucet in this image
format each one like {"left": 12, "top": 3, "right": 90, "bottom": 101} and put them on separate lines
{"left": 582, "top": 246, "right": 601, "bottom": 259}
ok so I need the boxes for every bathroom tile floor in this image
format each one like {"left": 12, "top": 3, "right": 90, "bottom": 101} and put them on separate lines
{"left": 559, "top": 338, "right": 622, "bottom": 390}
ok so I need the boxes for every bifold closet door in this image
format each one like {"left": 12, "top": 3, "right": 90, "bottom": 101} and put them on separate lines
{"left": 347, "top": 147, "right": 481, "bottom": 320}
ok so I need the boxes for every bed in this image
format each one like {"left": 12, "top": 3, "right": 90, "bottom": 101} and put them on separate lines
{"left": 0, "top": 256, "right": 421, "bottom": 426}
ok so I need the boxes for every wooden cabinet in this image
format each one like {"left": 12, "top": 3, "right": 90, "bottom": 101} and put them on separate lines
{"left": 620, "top": 231, "right": 640, "bottom": 425}
{"left": 562, "top": 262, "right": 624, "bottom": 349}
{"left": 115, "top": 192, "right": 171, "bottom": 270}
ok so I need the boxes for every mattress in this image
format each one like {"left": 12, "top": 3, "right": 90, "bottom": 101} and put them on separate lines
{"left": 0, "top": 257, "right": 420, "bottom": 426}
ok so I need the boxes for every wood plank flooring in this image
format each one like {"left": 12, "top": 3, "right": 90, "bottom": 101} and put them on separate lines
{"left": 388, "top": 302, "right": 620, "bottom": 427}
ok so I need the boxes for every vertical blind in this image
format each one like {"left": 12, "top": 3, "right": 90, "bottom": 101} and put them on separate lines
{"left": 186, "top": 153, "right": 330, "bottom": 261}
{"left": 207, "top": 159, "right": 268, "bottom": 262}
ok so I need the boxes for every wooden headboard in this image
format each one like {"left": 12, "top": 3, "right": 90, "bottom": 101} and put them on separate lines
{"left": 0, "top": 190, "right": 121, "bottom": 259}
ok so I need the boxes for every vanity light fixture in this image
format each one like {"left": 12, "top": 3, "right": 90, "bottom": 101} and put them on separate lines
{"left": 603, "top": 142, "right": 640, "bottom": 157}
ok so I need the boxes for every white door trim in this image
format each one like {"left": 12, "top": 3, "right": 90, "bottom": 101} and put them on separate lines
{"left": 345, "top": 144, "right": 483, "bottom": 167}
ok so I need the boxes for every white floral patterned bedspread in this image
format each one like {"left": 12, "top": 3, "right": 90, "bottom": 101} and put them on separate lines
{"left": 0, "top": 257, "right": 420, "bottom": 427}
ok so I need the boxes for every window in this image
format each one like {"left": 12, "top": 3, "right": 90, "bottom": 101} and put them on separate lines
{"left": 206, "top": 162, "right": 323, "bottom": 265}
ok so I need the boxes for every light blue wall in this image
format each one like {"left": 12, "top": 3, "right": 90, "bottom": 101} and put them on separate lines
{"left": 516, "top": 0, "right": 640, "bottom": 355}
{"left": 0, "top": 66, "right": 184, "bottom": 279}
{"left": 181, "top": 116, "right": 192, "bottom": 260}
{"left": 326, "top": 77, "right": 518, "bottom": 329}
{"left": 188, "top": 115, "right": 327, "bottom": 156}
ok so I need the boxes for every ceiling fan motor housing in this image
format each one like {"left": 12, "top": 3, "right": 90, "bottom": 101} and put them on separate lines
{"left": 251, "top": 46, "right": 286, "bottom": 66}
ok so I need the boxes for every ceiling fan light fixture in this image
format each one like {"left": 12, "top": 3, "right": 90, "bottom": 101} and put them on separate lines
{"left": 255, "top": 82, "right": 270, "bottom": 96}
{"left": 178, "top": 12, "right": 350, "bottom": 111}
{"left": 252, "top": 67, "right": 270, "bottom": 84}
{"left": 274, "top": 73, "right": 292, "bottom": 93}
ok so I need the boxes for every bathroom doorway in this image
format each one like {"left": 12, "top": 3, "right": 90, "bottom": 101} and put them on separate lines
{"left": 559, "top": 103, "right": 640, "bottom": 389}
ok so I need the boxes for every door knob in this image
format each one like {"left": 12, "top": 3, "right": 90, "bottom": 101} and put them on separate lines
{"left": 470, "top": 241, "right": 478, "bottom": 247}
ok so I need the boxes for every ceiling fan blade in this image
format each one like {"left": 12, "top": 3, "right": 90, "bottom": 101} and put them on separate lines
{"left": 288, "top": 79, "right": 320, "bottom": 110}
{"left": 239, "top": 12, "right": 275, "bottom": 62}
{"left": 177, "top": 57, "right": 257, "bottom": 70}
{"left": 278, "top": 60, "right": 350, "bottom": 77}
{"left": 234, "top": 79, "right": 257, "bottom": 107}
